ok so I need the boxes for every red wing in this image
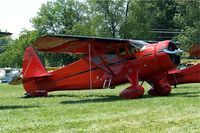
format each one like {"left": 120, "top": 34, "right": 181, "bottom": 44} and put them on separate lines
{"left": 31, "top": 35, "right": 146, "bottom": 54}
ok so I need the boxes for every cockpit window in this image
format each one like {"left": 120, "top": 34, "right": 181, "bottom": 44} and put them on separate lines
{"left": 129, "top": 40, "right": 148, "bottom": 48}
{"left": 119, "top": 47, "right": 126, "bottom": 56}
{"left": 92, "top": 57, "right": 102, "bottom": 64}
{"left": 104, "top": 50, "right": 117, "bottom": 61}
{"left": 127, "top": 45, "right": 135, "bottom": 54}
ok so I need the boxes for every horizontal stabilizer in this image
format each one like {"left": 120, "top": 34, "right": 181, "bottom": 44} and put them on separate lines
{"left": 8, "top": 77, "right": 22, "bottom": 85}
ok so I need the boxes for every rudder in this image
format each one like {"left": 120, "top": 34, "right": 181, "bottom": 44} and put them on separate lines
{"left": 23, "top": 46, "right": 47, "bottom": 78}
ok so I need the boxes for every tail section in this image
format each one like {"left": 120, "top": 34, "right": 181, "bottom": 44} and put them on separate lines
{"left": 22, "top": 46, "right": 50, "bottom": 97}
{"left": 23, "top": 46, "right": 48, "bottom": 79}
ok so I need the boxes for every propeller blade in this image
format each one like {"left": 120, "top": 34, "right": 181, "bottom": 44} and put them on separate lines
{"left": 163, "top": 48, "right": 183, "bottom": 55}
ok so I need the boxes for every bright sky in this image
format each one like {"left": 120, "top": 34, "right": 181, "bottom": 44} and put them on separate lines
{"left": 0, "top": 0, "right": 48, "bottom": 38}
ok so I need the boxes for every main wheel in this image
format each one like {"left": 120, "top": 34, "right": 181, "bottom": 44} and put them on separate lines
{"left": 119, "top": 85, "right": 144, "bottom": 99}
{"left": 148, "top": 83, "right": 171, "bottom": 96}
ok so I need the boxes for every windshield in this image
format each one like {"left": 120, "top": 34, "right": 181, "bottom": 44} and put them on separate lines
{"left": 129, "top": 40, "right": 148, "bottom": 49}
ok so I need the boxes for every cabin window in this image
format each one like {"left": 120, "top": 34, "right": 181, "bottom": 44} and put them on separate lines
{"left": 77, "top": 53, "right": 86, "bottom": 58}
{"left": 127, "top": 45, "right": 135, "bottom": 54}
{"left": 119, "top": 47, "right": 126, "bottom": 56}
{"left": 104, "top": 50, "right": 117, "bottom": 61}
{"left": 92, "top": 57, "right": 102, "bottom": 64}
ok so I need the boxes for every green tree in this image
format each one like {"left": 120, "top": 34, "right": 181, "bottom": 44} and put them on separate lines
{"left": 87, "top": 0, "right": 128, "bottom": 38}
{"left": 31, "top": 0, "right": 89, "bottom": 35}
{"left": 174, "top": 0, "right": 200, "bottom": 49}
{"left": 120, "top": 1, "right": 154, "bottom": 39}
{"left": 0, "top": 30, "right": 39, "bottom": 67}
{"left": 87, "top": 0, "right": 177, "bottom": 40}
{"left": 0, "top": 36, "right": 12, "bottom": 54}
{"left": 0, "top": 30, "right": 13, "bottom": 54}
{"left": 149, "top": 0, "right": 177, "bottom": 29}
{"left": 31, "top": 0, "right": 89, "bottom": 66}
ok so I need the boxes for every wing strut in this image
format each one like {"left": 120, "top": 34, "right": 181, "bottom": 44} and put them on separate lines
{"left": 89, "top": 46, "right": 116, "bottom": 76}
{"left": 81, "top": 41, "right": 116, "bottom": 76}
{"left": 89, "top": 43, "right": 92, "bottom": 90}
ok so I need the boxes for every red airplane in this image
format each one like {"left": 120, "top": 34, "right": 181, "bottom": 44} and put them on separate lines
{"left": 19, "top": 35, "right": 200, "bottom": 99}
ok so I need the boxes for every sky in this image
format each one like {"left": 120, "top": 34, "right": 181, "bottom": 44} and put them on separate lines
{"left": 0, "top": 0, "right": 48, "bottom": 38}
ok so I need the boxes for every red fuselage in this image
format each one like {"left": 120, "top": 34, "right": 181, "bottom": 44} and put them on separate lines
{"left": 23, "top": 40, "right": 178, "bottom": 93}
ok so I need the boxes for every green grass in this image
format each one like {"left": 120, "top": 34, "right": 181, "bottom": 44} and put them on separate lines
{"left": 0, "top": 83, "right": 200, "bottom": 133}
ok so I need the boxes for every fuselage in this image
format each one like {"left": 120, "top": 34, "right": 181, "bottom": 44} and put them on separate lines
{"left": 33, "top": 40, "right": 179, "bottom": 92}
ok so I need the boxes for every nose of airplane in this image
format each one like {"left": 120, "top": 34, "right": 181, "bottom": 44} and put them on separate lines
{"left": 163, "top": 41, "right": 182, "bottom": 66}
{"left": 157, "top": 40, "right": 182, "bottom": 66}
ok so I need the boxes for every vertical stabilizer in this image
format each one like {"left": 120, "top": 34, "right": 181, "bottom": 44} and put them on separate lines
{"left": 22, "top": 46, "right": 47, "bottom": 78}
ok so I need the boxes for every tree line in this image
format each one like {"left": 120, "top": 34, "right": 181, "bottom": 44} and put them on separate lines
{"left": 0, "top": 0, "right": 199, "bottom": 67}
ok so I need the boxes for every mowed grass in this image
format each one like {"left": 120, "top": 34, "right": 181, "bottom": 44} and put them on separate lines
{"left": 0, "top": 83, "right": 200, "bottom": 133}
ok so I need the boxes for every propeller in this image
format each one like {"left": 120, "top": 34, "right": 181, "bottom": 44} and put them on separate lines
{"left": 163, "top": 48, "right": 183, "bottom": 56}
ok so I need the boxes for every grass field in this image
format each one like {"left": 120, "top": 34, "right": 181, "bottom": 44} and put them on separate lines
{"left": 0, "top": 83, "right": 200, "bottom": 133}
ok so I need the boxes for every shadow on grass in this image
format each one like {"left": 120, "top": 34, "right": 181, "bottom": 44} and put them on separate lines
{"left": 21, "top": 87, "right": 200, "bottom": 103}
{"left": 59, "top": 94, "right": 154, "bottom": 104}
{"left": 141, "top": 91, "right": 200, "bottom": 99}
{"left": 21, "top": 94, "right": 77, "bottom": 98}
{"left": 172, "top": 83, "right": 200, "bottom": 90}
{"left": 48, "top": 94, "right": 77, "bottom": 98}
{"left": 57, "top": 90, "right": 200, "bottom": 104}
{"left": 48, "top": 94, "right": 106, "bottom": 98}
{"left": 60, "top": 95, "right": 122, "bottom": 104}
{"left": 0, "top": 105, "right": 40, "bottom": 110}
{"left": 169, "top": 91, "right": 200, "bottom": 98}
{"left": 45, "top": 93, "right": 118, "bottom": 98}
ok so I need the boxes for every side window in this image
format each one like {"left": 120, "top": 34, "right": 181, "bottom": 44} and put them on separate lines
{"left": 119, "top": 47, "right": 126, "bottom": 56}
{"left": 127, "top": 45, "right": 136, "bottom": 54}
{"left": 104, "top": 50, "right": 117, "bottom": 61}
{"left": 92, "top": 57, "right": 102, "bottom": 64}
